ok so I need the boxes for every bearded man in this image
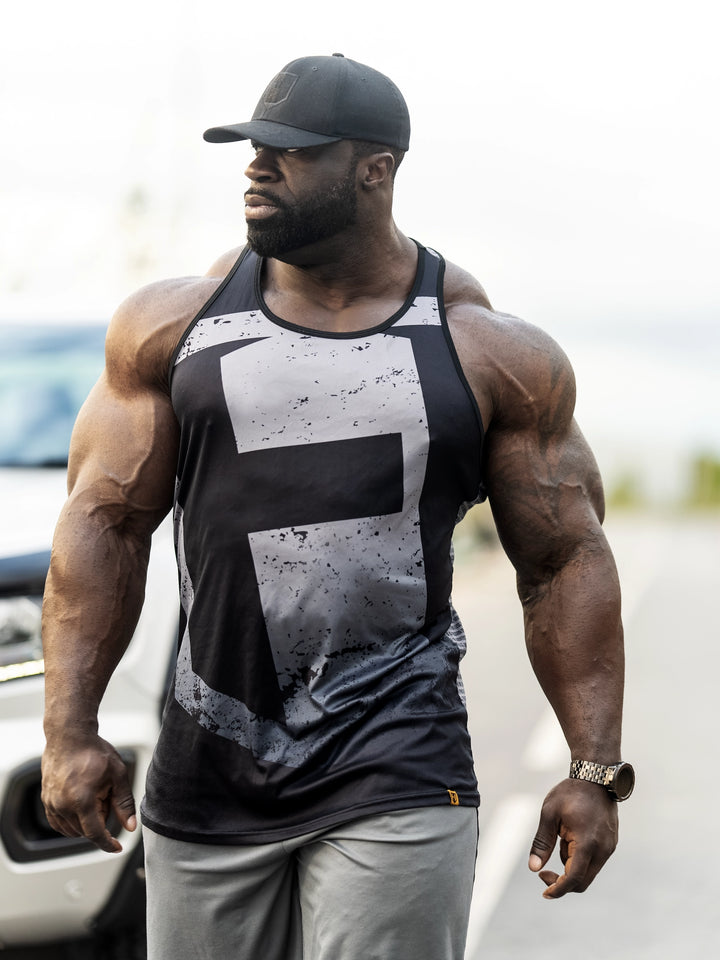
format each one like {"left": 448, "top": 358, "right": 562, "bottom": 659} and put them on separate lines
{"left": 41, "top": 54, "right": 632, "bottom": 960}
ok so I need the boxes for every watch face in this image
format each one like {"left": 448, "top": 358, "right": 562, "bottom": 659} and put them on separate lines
{"left": 614, "top": 763, "right": 635, "bottom": 800}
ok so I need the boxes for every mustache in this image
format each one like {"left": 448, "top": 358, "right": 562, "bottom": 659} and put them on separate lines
{"left": 244, "top": 188, "right": 288, "bottom": 210}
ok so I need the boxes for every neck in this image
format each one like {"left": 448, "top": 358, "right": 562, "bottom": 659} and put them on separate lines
{"left": 260, "top": 225, "right": 419, "bottom": 333}
{"left": 276, "top": 221, "right": 413, "bottom": 288}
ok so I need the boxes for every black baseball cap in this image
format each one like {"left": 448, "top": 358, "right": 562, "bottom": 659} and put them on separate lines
{"left": 203, "top": 53, "right": 410, "bottom": 151}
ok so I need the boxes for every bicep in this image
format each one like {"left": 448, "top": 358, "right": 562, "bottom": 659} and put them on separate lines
{"left": 485, "top": 417, "right": 606, "bottom": 587}
{"left": 66, "top": 370, "right": 178, "bottom": 535}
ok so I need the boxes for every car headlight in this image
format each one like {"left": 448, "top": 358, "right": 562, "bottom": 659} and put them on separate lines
{"left": 0, "top": 595, "right": 44, "bottom": 682}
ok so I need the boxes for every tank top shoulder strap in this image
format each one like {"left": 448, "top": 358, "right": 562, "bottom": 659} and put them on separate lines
{"left": 412, "top": 243, "right": 445, "bottom": 304}
{"left": 198, "top": 245, "right": 260, "bottom": 320}
{"left": 169, "top": 247, "right": 260, "bottom": 372}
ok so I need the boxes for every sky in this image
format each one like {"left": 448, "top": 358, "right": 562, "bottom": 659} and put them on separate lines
{"left": 2, "top": 0, "right": 719, "bottom": 501}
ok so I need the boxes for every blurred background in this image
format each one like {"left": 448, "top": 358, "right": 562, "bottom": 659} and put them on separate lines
{"left": 1, "top": 1, "right": 718, "bottom": 957}
{"left": 2, "top": 0, "right": 718, "bottom": 507}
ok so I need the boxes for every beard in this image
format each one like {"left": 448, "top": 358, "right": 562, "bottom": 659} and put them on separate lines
{"left": 245, "top": 167, "right": 358, "bottom": 259}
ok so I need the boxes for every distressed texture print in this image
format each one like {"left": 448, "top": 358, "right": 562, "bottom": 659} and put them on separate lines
{"left": 172, "top": 311, "right": 445, "bottom": 766}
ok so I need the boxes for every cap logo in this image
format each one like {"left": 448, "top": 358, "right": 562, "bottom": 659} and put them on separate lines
{"left": 262, "top": 71, "right": 298, "bottom": 107}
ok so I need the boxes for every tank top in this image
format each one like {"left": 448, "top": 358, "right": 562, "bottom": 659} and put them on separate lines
{"left": 141, "top": 243, "right": 485, "bottom": 844}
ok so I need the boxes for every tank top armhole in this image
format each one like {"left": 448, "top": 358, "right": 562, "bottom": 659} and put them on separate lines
{"left": 167, "top": 245, "right": 252, "bottom": 386}
{"left": 434, "top": 255, "right": 488, "bottom": 502}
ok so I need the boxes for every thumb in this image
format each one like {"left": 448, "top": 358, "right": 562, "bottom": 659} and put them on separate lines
{"left": 110, "top": 765, "right": 137, "bottom": 833}
{"left": 529, "top": 807, "right": 558, "bottom": 872}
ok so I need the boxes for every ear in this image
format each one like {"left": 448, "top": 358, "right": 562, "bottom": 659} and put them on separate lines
{"left": 359, "top": 152, "right": 395, "bottom": 190}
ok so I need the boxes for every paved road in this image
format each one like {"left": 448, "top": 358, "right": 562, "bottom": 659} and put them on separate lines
{"left": 454, "top": 509, "right": 720, "bottom": 959}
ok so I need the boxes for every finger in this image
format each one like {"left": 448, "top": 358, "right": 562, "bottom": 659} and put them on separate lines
{"left": 42, "top": 792, "right": 88, "bottom": 838}
{"left": 92, "top": 831, "right": 123, "bottom": 854}
{"left": 541, "top": 842, "right": 594, "bottom": 899}
{"left": 543, "top": 871, "right": 583, "bottom": 899}
{"left": 46, "top": 793, "right": 118, "bottom": 850}
{"left": 76, "top": 794, "right": 124, "bottom": 853}
{"left": 559, "top": 837, "right": 569, "bottom": 864}
{"left": 78, "top": 811, "right": 123, "bottom": 853}
{"left": 111, "top": 782, "right": 137, "bottom": 833}
{"left": 528, "top": 809, "right": 558, "bottom": 873}
{"left": 45, "top": 810, "right": 83, "bottom": 839}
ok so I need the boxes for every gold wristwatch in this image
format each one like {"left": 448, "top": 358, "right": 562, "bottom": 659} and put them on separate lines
{"left": 569, "top": 760, "right": 635, "bottom": 801}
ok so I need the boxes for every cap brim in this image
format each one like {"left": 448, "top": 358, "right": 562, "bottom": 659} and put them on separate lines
{"left": 203, "top": 120, "right": 342, "bottom": 148}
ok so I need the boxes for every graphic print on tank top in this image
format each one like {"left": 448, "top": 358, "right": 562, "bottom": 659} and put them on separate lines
{"left": 172, "top": 304, "right": 448, "bottom": 767}
{"left": 139, "top": 246, "right": 486, "bottom": 842}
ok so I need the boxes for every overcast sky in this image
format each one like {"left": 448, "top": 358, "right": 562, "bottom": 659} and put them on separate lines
{"left": 2, "top": 0, "right": 718, "bottom": 499}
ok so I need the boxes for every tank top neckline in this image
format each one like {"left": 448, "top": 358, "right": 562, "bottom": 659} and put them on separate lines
{"left": 251, "top": 240, "right": 429, "bottom": 341}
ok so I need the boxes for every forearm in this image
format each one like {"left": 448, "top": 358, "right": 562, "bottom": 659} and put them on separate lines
{"left": 42, "top": 499, "right": 152, "bottom": 741}
{"left": 519, "top": 538, "right": 624, "bottom": 763}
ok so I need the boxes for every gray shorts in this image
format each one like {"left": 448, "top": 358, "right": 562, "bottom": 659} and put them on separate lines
{"left": 144, "top": 805, "right": 478, "bottom": 960}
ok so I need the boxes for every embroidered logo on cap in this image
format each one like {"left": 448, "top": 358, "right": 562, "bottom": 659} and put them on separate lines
{"left": 261, "top": 72, "right": 298, "bottom": 107}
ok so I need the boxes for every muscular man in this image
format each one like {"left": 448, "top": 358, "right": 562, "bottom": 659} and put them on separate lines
{"left": 41, "top": 54, "right": 631, "bottom": 960}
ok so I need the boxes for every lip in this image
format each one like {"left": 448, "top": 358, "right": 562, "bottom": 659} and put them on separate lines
{"left": 245, "top": 193, "right": 280, "bottom": 220}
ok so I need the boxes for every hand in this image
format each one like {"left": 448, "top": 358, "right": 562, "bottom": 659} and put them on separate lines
{"left": 41, "top": 735, "right": 137, "bottom": 854}
{"left": 528, "top": 777, "right": 618, "bottom": 899}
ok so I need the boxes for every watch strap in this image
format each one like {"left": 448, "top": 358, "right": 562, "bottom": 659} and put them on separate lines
{"left": 569, "top": 759, "right": 617, "bottom": 786}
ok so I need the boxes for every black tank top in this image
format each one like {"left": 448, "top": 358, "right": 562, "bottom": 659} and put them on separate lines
{"left": 141, "top": 243, "right": 485, "bottom": 843}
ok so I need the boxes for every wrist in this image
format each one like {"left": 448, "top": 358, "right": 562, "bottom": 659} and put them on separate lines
{"left": 569, "top": 758, "right": 635, "bottom": 801}
{"left": 43, "top": 712, "right": 100, "bottom": 744}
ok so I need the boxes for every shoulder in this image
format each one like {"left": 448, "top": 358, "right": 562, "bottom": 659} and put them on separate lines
{"left": 442, "top": 258, "right": 493, "bottom": 311}
{"left": 105, "top": 246, "right": 245, "bottom": 392}
{"left": 442, "top": 257, "right": 576, "bottom": 432}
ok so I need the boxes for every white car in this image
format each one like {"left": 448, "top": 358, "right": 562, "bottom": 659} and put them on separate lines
{"left": 0, "top": 320, "right": 178, "bottom": 958}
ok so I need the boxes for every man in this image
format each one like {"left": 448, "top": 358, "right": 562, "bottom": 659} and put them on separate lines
{"left": 41, "top": 54, "right": 632, "bottom": 960}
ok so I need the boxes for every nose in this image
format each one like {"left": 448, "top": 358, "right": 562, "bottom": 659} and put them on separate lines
{"left": 244, "top": 146, "right": 281, "bottom": 183}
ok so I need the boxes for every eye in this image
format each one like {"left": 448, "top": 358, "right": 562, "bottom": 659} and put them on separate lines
{"left": 250, "top": 142, "right": 304, "bottom": 158}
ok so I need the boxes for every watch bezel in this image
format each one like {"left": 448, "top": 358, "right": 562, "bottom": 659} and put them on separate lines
{"left": 608, "top": 761, "right": 635, "bottom": 801}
